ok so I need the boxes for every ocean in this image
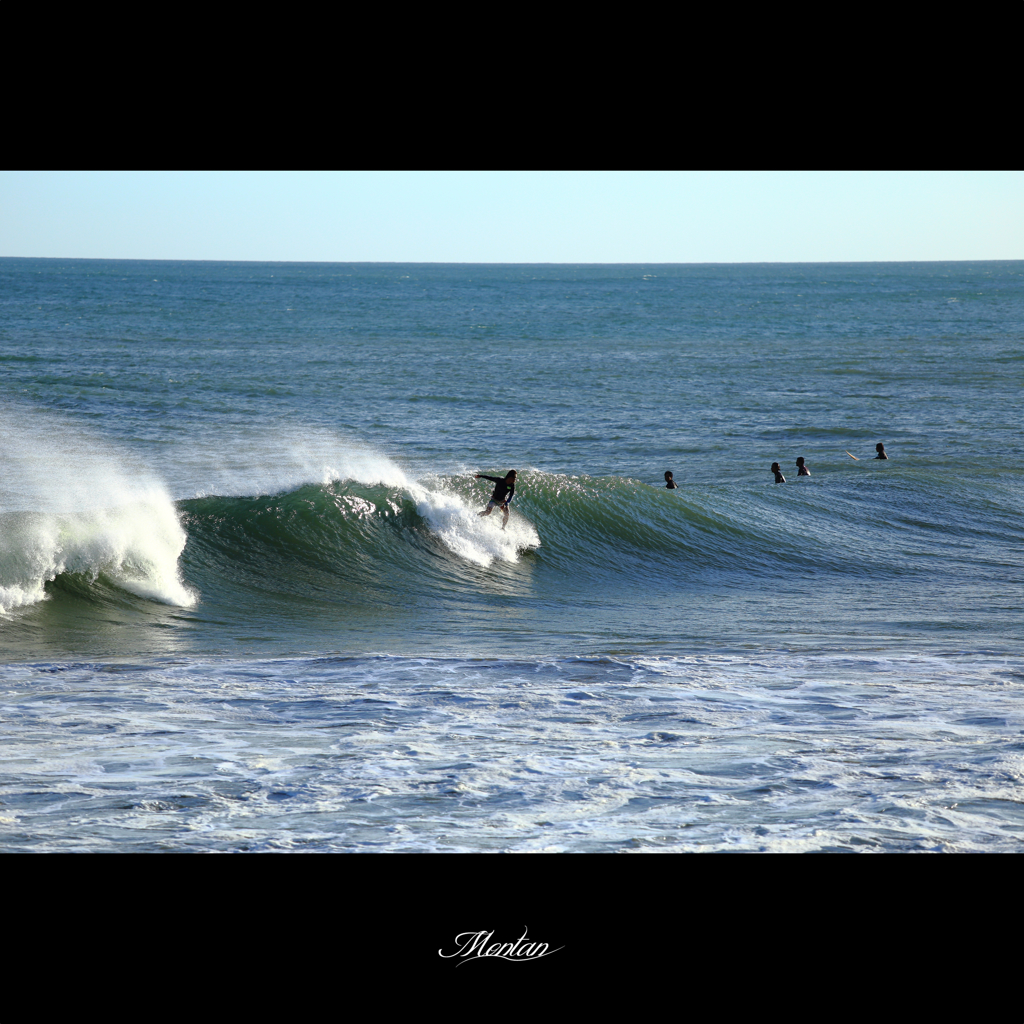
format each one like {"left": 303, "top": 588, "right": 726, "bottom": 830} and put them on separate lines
{"left": 1, "top": 258, "right": 1022, "bottom": 851}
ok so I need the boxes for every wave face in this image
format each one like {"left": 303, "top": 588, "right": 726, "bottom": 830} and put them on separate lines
{"left": 174, "top": 468, "right": 792, "bottom": 603}
{"left": 179, "top": 471, "right": 541, "bottom": 603}
{"left": 6, "top": 435, "right": 1022, "bottom": 659}
{"left": 0, "top": 409, "right": 193, "bottom": 614}
{"left": 0, "top": 420, "right": 544, "bottom": 620}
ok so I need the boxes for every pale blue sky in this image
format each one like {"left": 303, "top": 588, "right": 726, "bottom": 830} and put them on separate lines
{"left": 1, "top": 171, "right": 1020, "bottom": 262}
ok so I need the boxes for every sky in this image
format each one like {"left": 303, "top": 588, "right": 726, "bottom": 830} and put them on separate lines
{"left": 1, "top": 171, "right": 1021, "bottom": 263}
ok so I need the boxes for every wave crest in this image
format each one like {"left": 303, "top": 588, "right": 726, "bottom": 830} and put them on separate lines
{"left": 0, "top": 408, "right": 194, "bottom": 614}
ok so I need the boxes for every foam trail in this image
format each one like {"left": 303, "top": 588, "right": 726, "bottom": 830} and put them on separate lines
{"left": 0, "top": 407, "right": 194, "bottom": 613}
{"left": 410, "top": 478, "right": 540, "bottom": 566}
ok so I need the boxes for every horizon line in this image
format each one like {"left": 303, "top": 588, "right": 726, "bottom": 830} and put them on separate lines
{"left": 2, "top": 256, "right": 1021, "bottom": 266}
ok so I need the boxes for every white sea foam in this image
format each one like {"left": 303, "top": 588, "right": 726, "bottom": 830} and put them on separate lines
{"left": 0, "top": 408, "right": 194, "bottom": 613}
{"left": 409, "top": 478, "right": 540, "bottom": 567}
{"left": 3, "top": 651, "right": 1022, "bottom": 852}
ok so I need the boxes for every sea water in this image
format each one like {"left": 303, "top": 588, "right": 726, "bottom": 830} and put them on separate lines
{"left": 1, "top": 259, "right": 1022, "bottom": 851}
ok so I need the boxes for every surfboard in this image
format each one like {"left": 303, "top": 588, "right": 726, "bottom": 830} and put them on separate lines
{"left": 845, "top": 451, "right": 860, "bottom": 460}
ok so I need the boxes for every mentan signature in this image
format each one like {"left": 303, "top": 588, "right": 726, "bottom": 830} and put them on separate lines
{"left": 439, "top": 927, "right": 563, "bottom": 965}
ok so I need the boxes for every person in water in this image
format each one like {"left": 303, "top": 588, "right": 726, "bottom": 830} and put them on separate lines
{"left": 664, "top": 471, "right": 678, "bottom": 489}
{"left": 771, "top": 462, "right": 786, "bottom": 483}
{"left": 796, "top": 457, "right": 810, "bottom": 476}
{"left": 875, "top": 443, "right": 888, "bottom": 459}
{"left": 476, "top": 470, "right": 517, "bottom": 529}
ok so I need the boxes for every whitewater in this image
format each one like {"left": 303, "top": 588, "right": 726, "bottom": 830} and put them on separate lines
{"left": 2, "top": 258, "right": 1022, "bottom": 852}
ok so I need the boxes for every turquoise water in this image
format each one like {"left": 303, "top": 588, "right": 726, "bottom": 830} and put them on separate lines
{"left": 2, "top": 258, "right": 1022, "bottom": 851}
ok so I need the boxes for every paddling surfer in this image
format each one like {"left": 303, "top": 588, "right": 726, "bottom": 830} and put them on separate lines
{"left": 476, "top": 470, "right": 517, "bottom": 530}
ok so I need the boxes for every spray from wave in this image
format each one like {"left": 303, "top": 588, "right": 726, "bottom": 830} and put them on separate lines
{"left": 0, "top": 408, "right": 194, "bottom": 614}
{"left": 169, "top": 426, "right": 413, "bottom": 499}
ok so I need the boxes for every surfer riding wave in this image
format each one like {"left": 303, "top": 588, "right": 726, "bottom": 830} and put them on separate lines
{"left": 476, "top": 470, "right": 517, "bottom": 530}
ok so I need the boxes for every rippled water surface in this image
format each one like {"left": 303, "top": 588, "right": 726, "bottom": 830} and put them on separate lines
{"left": 2, "top": 259, "right": 1022, "bottom": 851}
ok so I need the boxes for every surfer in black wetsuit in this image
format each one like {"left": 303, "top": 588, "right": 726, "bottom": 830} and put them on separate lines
{"left": 771, "top": 462, "right": 786, "bottom": 483}
{"left": 796, "top": 457, "right": 810, "bottom": 476}
{"left": 476, "top": 470, "right": 517, "bottom": 530}
{"left": 875, "top": 443, "right": 888, "bottom": 460}
{"left": 664, "top": 471, "right": 678, "bottom": 489}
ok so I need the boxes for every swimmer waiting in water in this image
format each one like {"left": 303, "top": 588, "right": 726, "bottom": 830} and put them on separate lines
{"left": 476, "top": 469, "right": 517, "bottom": 530}
{"left": 664, "top": 471, "right": 678, "bottom": 489}
{"left": 875, "top": 443, "right": 888, "bottom": 460}
{"left": 796, "top": 457, "right": 810, "bottom": 476}
{"left": 771, "top": 462, "right": 786, "bottom": 483}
